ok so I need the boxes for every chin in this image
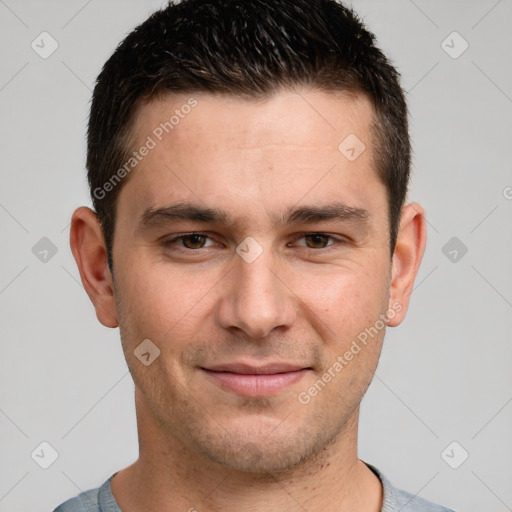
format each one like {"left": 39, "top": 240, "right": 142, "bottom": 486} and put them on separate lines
{"left": 192, "top": 419, "right": 337, "bottom": 477}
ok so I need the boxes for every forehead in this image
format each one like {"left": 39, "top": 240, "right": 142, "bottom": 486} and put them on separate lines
{"left": 117, "top": 89, "right": 386, "bottom": 228}
{"left": 131, "top": 88, "right": 375, "bottom": 152}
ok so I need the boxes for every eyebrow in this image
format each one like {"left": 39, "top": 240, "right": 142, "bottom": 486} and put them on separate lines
{"left": 283, "top": 203, "right": 369, "bottom": 226}
{"left": 140, "top": 202, "right": 230, "bottom": 228}
{"left": 138, "top": 201, "right": 370, "bottom": 230}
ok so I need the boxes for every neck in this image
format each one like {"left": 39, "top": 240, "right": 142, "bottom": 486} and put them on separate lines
{"left": 111, "top": 390, "right": 382, "bottom": 512}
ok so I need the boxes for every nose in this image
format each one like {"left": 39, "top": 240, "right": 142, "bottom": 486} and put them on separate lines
{"left": 215, "top": 246, "right": 297, "bottom": 339}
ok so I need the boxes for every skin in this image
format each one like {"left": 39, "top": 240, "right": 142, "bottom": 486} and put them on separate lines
{"left": 70, "top": 89, "right": 426, "bottom": 512}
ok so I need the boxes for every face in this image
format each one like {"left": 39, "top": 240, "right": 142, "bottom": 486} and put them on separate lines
{"left": 86, "top": 89, "right": 411, "bottom": 474}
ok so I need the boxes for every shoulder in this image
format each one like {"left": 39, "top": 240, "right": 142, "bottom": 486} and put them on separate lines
{"left": 52, "top": 487, "right": 100, "bottom": 512}
{"left": 52, "top": 475, "right": 119, "bottom": 512}
{"left": 364, "top": 462, "right": 455, "bottom": 512}
{"left": 393, "top": 487, "right": 455, "bottom": 512}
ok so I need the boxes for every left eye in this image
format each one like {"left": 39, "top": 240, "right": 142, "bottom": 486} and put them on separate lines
{"left": 294, "top": 233, "right": 336, "bottom": 249}
{"left": 168, "top": 233, "right": 214, "bottom": 249}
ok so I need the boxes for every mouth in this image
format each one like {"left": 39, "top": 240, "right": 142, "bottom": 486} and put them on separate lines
{"left": 200, "top": 362, "right": 312, "bottom": 397}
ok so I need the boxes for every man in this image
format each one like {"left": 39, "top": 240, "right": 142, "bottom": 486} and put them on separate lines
{"left": 54, "top": 0, "right": 454, "bottom": 510}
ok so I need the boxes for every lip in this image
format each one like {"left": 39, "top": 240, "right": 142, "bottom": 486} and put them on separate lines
{"left": 201, "top": 362, "right": 311, "bottom": 397}
{"left": 204, "top": 363, "right": 308, "bottom": 374}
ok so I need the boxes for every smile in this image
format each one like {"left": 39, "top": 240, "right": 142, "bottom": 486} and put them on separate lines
{"left": 200, "top": 364, "right": 311, "bottom": 397}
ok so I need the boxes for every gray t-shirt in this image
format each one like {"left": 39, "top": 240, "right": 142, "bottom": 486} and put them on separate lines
{"left": 53, "top": 463, "right": 455, "bottom": 511}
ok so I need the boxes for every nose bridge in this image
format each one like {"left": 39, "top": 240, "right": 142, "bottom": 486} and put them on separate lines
{"left": 217, "top": 243, "right": 296, "bottom": 339}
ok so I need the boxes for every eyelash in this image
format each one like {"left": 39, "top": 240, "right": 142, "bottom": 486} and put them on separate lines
{"left": 161, "top": 232, "right": 347, "bottom": 253}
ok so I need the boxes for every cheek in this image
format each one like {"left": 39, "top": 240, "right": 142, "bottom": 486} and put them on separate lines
{"left": 114, "top": 255, "right": 218, "bottom": 348}
{"left": 297, "top": 259, "right": 390, "bottom": 345}
{"left": 295, "top": 268, "right": 388, "bottom": 407}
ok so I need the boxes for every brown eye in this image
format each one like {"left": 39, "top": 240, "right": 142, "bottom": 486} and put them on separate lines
{"left": 180, "top": 233, "right": 208, "bottom": 249}
{"left": 303, "top": 234, "right": 331, "bottom": 248}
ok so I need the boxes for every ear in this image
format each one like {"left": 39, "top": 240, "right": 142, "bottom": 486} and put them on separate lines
{"left": 69, "top": 206, "right": 118, "bottom": 328}
{"left": 387, "top": 202, "right": 427, "bottom": 327}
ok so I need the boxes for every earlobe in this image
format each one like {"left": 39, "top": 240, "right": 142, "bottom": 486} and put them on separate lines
{"left": 69, "top": 207, "right": 119, "bottom": 328}
{"left": 387, "top": 202, "right": 427, "bottom": 327}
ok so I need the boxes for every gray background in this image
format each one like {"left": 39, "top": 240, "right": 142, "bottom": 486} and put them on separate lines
{"left": 0, "top": 1, "right": 511, "bottom": 511}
